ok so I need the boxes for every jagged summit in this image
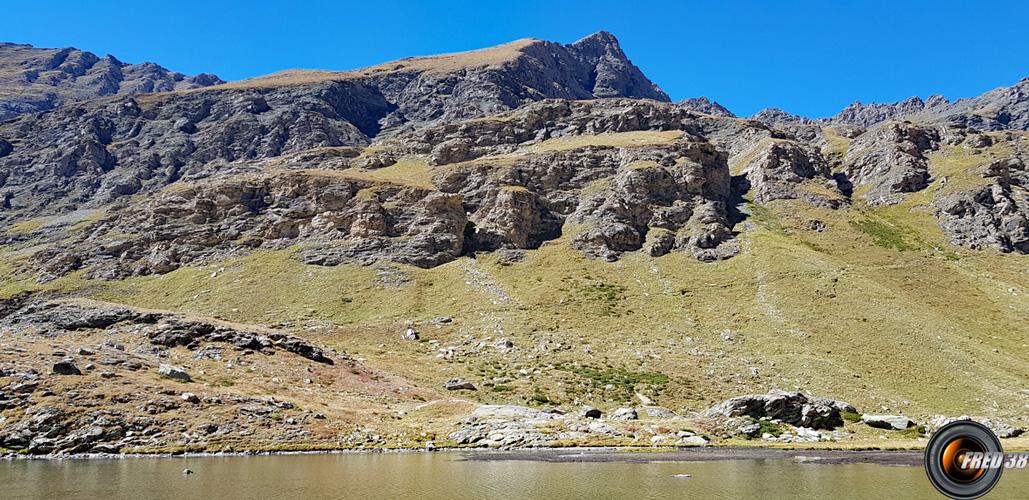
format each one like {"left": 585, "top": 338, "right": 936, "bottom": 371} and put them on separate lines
{"left": 0, "top": 42, "right": 222, "bottom": 120}
{"left": 831, "top": 95, "right": 950, "bottom": 127}
{"left": 750, "top": 107, "right": 813, "bottom": 125}
{"left": 678, "top": 97, "right": 735, "bottom": 117}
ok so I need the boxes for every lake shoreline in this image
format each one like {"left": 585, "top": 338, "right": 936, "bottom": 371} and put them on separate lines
{"left": 0, "top": 444, "right": 925, "bottom": 466}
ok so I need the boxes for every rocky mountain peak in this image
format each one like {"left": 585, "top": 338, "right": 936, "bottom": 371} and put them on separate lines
{"left": 750, "top": 107, "right": 813, "bottom": 125}
{"left": 678, "top": 97, "right": 735, "bottom": 117}
{"left": 564, "top": 31, "right": 668, "bottom": 101}
{"left": 568, "top": 30, "right": 624, "bottom": 57}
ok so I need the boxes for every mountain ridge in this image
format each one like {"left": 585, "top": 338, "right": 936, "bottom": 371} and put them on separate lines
{"left": 749, "top": 77, "right": 1029, "bottom": 129}
{"left": 0, "top": 42, "right": 223, "bottom": 121}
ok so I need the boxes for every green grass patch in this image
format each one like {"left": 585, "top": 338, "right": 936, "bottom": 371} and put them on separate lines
{"left": 747, "top": 202, "right": 787, "bottom": 234}
{"left": 564, "top": 276, "right": 628, "bottom": 316}
{"left": 5, "top": 218, "right": 49, "bottom": 235}
{"left": 557, "top": 364, "right": 669, "bottom": 389}
{"left": 849, "top": 219, "right": 918, "bottom": 251}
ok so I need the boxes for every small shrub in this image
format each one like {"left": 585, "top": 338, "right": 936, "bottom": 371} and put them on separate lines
{"left": 757, "top": 419, "right": 784, "bottom": 437}
{"left": 899, "top": 425, "right": 927, "bottom": 438}
{"left": 841, "top": 410, "right": 862, "bottom": 423}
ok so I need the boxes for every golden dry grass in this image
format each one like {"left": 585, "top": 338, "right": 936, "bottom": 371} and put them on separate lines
{"left": 212, "top": 38, "right": 542, "bottom": 90}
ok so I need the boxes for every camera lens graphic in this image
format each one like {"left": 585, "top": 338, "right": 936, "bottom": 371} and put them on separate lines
{"left": 940, "top": 437, "right": 987, "bottom": 483}
{"left": 925, "top": 421, "right": 1004, "bottom": 499}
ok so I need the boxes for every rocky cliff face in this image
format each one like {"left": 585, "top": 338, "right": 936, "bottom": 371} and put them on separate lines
{"left": 0, "top": 43, "right": 222, "bottom": 121}
{"left": 23, "top": 99, "right": 747, "bottom": 281}
{"left": 739, "top": 140, "right": 844, "bottom": 208}
{"left": 927, "top": 78, "right": 1029, "bottom": 131}
{"left": 936, "top": 158, "right": 1029, "bottom": 253}
{"left": 750, "top": 108, "right": 815, "bottom": 126}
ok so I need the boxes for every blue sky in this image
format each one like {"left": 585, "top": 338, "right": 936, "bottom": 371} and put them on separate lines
{"left": 5, "top": 1, "right": 1028, "bottom": 117}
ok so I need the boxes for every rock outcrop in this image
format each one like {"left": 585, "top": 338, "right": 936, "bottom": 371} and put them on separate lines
{"left": 15, "top": 98, "right": 746, "bottom": 281}
{"left": 840, "top": 122, "right": 940, "bottom": 205}
{"left": 935, "top": 158, "right": 1029, "bottom": 253}
{"left": 0, "top": 299, "right": 336, "bottom": 364}
{"left": 738, "top": 140, "right": 845, "bottom": 208}
{"left": 753, "top": 78, "right": 1029, "bottom": 131}
{"left": 701, "top": 390, "right": 854, "bottom": 430}
{"left": 927, "top": 78, "right": 1029, "bottom": 131}
{"left": 29, "top": 170, "right": 467, "bottom": 278}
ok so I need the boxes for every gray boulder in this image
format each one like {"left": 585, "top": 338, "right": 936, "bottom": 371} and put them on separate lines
{"left": 443, "top": 378, "right": 476, "bottom": 391}
{"left": 678, "top": 435, "right": 709, "bottom": 446}
{"left": 860, "top": 414, "right": 914, "bottom": 430}
{"left": 608, "top": 407, "right": 638, "bottom": 420}
{"left": 157, "top": 364, "right": 191, "bottom": 382}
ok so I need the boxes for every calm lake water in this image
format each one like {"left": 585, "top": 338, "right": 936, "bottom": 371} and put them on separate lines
{"left": 2, "top": 450, "right": 1027, "bottom": 499}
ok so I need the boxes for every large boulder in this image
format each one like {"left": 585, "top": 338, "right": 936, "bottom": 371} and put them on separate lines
{"left": 608, "top": 407, "right": 638, "bottom": 420}
{"left": 157, "top": 364, "right": 191, "bottom": 382}
{"left": 51, "top": 360, "right": 81, "bottom": 376}
{"left": 860, "top": 414, "right": 914, "bottom": 430}
{"left": 701, "top": 390, "right": 849, "bottom": 430}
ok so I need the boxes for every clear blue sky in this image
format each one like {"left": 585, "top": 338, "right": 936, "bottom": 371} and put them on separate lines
{"left": 5, "top": 1, "right": 1028, "bottom": 117}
